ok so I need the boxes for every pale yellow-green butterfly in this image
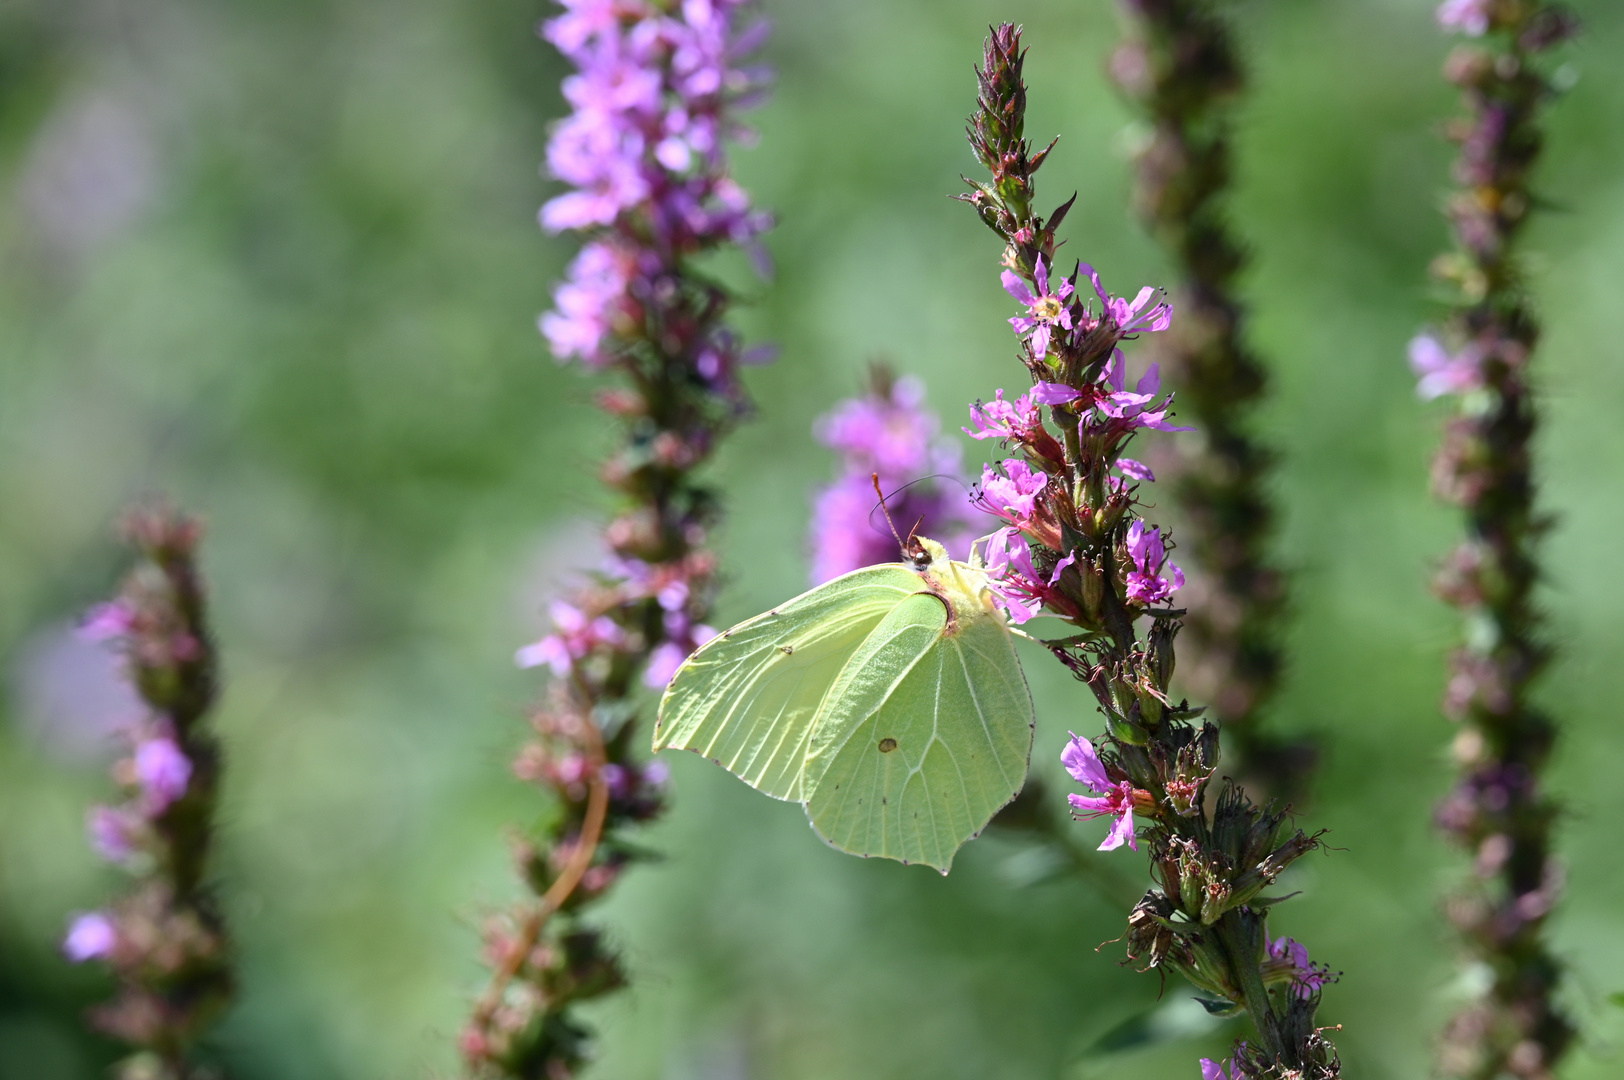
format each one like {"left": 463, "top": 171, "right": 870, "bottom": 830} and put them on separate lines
{"left": 653, "top": 519, "right": 1034, "bottom": 873}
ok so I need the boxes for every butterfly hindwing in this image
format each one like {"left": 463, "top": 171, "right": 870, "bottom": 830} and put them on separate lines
{"left": 802, "top": 591, "right": 1034, "bottom": 871}
{"left": 653, "top": 565, "right": 922, "bottom": 800}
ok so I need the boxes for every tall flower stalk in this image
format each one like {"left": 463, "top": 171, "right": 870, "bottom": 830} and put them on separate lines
{"left": 62, "top": 506, "right": 232, "bottom": 1080}
{"left": 1109, "top": 0, "right": 1301, "bottom": 796}
{"left": 808, "top": 365, "right": 974, "bottom": 584}
{"left": 959, "top": 27, "right": 1339, "bottom": 1078}
{"left": 1413, "top": 3, "right": 1580, "bottom": 1077}
{"left": 459, "top": 2, "right": 771, "bottom": 1076}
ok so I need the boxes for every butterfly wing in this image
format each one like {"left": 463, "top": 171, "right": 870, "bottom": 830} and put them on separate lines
{"left": 654, "top": 566, "right": 923, "bottom": 801}
{"left": 801, "top": 590, "right": 1034, "bottom": 872}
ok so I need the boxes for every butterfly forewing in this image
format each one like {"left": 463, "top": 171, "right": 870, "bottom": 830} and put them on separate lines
{"left": 802, "top": 591, "right": 1034, "bottom": 871}
{"left": 654, "top": 566, "right": 923, "bottom": 800}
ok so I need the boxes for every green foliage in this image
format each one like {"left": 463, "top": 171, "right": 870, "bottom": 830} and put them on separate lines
{"left": 0, "top": 1, "right": 1622, "bottom": 1079}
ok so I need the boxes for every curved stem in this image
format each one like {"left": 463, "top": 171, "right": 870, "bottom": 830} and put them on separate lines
{"left": 471, "top": 719, "right": 610, "bottom": 1027}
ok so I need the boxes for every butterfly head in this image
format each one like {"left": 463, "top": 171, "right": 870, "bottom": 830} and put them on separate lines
{"left": 903, "top": 535, "right": 939, "bottom": 572}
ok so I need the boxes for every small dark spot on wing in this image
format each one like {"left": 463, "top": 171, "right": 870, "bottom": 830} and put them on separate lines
{"left": 779, "top": 644, "right": 794, "bottom": 655}
{"left": 878, "top": 737, "right": 898, "bottom": 753}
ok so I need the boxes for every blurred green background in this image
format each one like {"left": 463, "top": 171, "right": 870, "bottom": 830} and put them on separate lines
{"left": 2, "top": 0, "right": 1621, "bottom": 1077}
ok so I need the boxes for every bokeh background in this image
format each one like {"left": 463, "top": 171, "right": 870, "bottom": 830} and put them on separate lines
{"left": 2, "top": 0, "right": 1621, "bottom": 1077}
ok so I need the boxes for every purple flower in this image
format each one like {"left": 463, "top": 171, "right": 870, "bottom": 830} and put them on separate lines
{"left": 981, "top": 527, "right": 1074, "bottom": 625}
{"left": 964, "top": 389, "right": 1043, "bottom": 442}
{"left": 810, "top": 473, "right": 906, "bottom": 584}
{"left": 543, "top": 0, "right": 644, "bottom": 60}
{"left": 538, "top": 0, "right": 771, "bottom": 252}
{"left": 644, "top": 642, "right": 688, "bottom": 687}
{"left": 1062, "top": 732, "right": 1138, "bottom": 851}
{"left": 1437, "top": 0, "right": 1491, "bottom": 36}
{"left": 810, "top": 376, "right": 975, "bottom": 583}
{"left": 1030, "top": 381, "right": 1083, "bottom": 405}
{"left": 516, "top": 601, "right": 627, "bottom": 675}
{"left": 813, "top": 375, "right": 939, "bottom": 476}
{"left": 1266, "top": 936, "right": 1337, "bottom": 999}
{"left": 1080, "top": 264, "right": 1171, "bottom": 335}
{"left": 1201, "top": 1058, "right": 1245, "bottom": 1080}
{"left": 78, "top": 600, "right": 135, "bottom": 642}
{"left": 1099, "top": 354, "right": 1192, "bottom": 433}
{"left": 1003, "top": 257, "right": 1075, "bottom": 357}
{"left": 87, "top": 805, "right": 138, "bottom": 862}
{"left": 1116, "top": 458, "right": 1154, "bottom": 482}
{"left": 63, "top": 912, "right": 117, "bottom": 962}
{"left": 1124, "top": 520, "right": 1184, "bottom": 605}
{"left": 644, "top": 616, "right": 716, "bottom": 687}
{"left": 134, "top": 736, "right": 192, "bottom": 812}
{"left": 540, "top": 242, "right": 635, "bottom": 366}
{"left": 973, "top": 460, "right": 1049, "bottom": 531}
{"left": 1409, "top": 333, "right": 1484, "bottom": 400}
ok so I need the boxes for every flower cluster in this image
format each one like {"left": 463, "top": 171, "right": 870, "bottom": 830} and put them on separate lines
{"left": 516, "top": 551, "right": 718, "bottom": 688}
{"left": 537, "top": 0, "right": 770, "bottom": 382}
{"left": 62, "top": 507, "right": 232, "bottom": 1080}
{"left": 464, "top": 3, "right": 772, "bottom": 1077}
{"left": 962, "top": 27, "right": 1340, "bottom": 1079}
{"left": 809, "top": 367, "right": 975, "bottom": 583}
{"left": 1107, "top": 0, "right": 1300, "bottom": 795}
{"left": 1418, "top": 5, "right": 1579, "bottom": 1078}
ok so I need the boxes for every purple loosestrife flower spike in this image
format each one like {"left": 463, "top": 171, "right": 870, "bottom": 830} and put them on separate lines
{"left": 808, "top": 366, "right": 975, "bottom": 584}
{"left": 62, "top": 505, "right": 233, "bottom": 1080}
{"left": 961, "top": 27, "right": 1341, "bottom": 1079}
{"left": 1108, "top": 0, "right": 1303, "bottom": 798}
{"left": 1417, "top": 4, "right": 1580, "bottom": 1077}
{"left": 464, "top": 4, "right": 774, "bottom": 1077}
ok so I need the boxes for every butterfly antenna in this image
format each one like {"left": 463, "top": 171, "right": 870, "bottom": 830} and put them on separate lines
{"left": 870, "top": 472, "right": 907, "bottom": 556}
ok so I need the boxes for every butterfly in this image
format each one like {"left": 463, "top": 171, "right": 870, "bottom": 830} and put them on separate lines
{"left": 654, "top": 535, "right": 1034, "bottom": 873}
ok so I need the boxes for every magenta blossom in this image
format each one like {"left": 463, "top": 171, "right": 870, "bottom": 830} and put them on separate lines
{"left": 1030, "top": 381, "right": 1084, "bottom": 405}
{"left": 810, "top": 375, "right": 975, "bottom": 583}
{"left": 965, "top": 388, "right": 1044, "bottom": 442}
{"left": 88, "top": 805, "right": 139, "bottom": 863}
{"left": 981, "top": 527, "right": 1074, "bottom": 624}
{"left": 63, "top": 911, "right": 117, "bottom": 963}
{"left": 1099, "top": 354, "right": 1193, "bottom": 433}
{"left": 1080, "top": 263, "right": 1172, "bottom": 336}
{"left": 644, "top": 622, "right": 717, "bottom": 687}
{"left": 1124, "top": 520, "right": 1184, "bottom": 605}
{"left": 1437, "top": 0, "right": 1491, "bottom": 36}
{"left": 134, "top": 735, "right": 192, "bottom": 812}
{"left": 974, "top": 460, "right": 1049, "bottom": 531}
{"left": 1409, "top": 333, "right": 1485, "bottom": 400}
{"left": 540, "top": 241, "right": 635, "bottom": 366}
{"left": 1003, "top": 257, "right": 1075, "bottom": 357}
{"left": 79, "top": 600, "right": 136, "bottom": 642}
{"left": 1266, "top": 936, "right": 1337, "bottom": 1000}
{"left": 1116, "top": 458, "right": 1154, "bottom": 482}
{"left": 1200, "top": 1057, "right": 1246, "bottom": 1080}
{"left": 814, "top": 374, "right": 941, "bottom": 477}
{"left": 516, "top": 601, "right": 627, "bottom": 675}
{"left": 1062, "top": 732, "right": 1139, "bottom": 851}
